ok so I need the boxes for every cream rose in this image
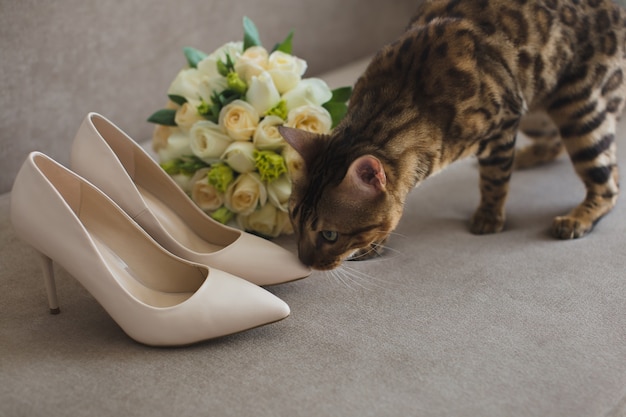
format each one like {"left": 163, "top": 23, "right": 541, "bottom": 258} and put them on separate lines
{"left": 219, "top": 100, "right": 260, "bottom": 140}
{"left": 175, "top": 101, "right": 205, "bottom": 132}
{"left": 189, "top": 121, "right": 233, "bottom": 163}
{"left": 286, "top": 105, "right": 332, "bottom": 134}
{"left": 235, "top": 46, "right": 269, "bottom": 83}
{"left": 278, "top": 211, "right": 294, "bottom": 235}
{"left": 282, "top": 78, "right": 333, "bottom": 111}
{"left": 152, "top": 124, "right": 172, "bottom": 152}
{"left": 190, "top": 168, "right": 224, "bottom": 212}
{"left": 267, "top": 175, "right": 291, "bottom": 212}
{"left": 220, "top": 141, "right": 256, "bottom": 173}
{"left": 246, "top": 71, "right": 280, "bottom": 116}
{"left": 238, "top": 204, "right": 293, "bottom": 238}
{"left": 253, "top": 115, "right": 286, "bottom": 150}
{"left": 283, "top": 145, "right": 305, "bottom": 179}
{"left": 268, "top": 51, "right": 307, "bottom": 94}
{"left": 225, "top": 172, "right": 267, "bottom": 215}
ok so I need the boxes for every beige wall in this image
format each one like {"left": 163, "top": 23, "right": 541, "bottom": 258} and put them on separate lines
{"left": 0, "top": 0, "right": 417, "bottom": 193}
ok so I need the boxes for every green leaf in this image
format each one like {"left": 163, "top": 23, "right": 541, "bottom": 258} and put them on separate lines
{"left": 329, "top": 86, "right": 352, "bottom": 103}
{"left": 183, "top": 46, "right": 207, "bottom": 68}
{"left": 243, "top": 16, "right": 262, "bottom": 50}
{"left": 323, "top": 102, "right": 348, "bottom": 128}
{"left": 147, "top": 109, "right": 177, "bottom": 126}
{"left": 168, "top": 94, "right": 187, "bottom": 106}
{"left": 272, "top": 30, "right": 294, "bottom": 54}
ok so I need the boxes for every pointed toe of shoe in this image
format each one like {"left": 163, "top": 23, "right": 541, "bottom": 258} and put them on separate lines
{"left": 207, "top": 233, "right": 311, "bottom": 286}
{"left": 202, "top": 270, "right": 291, "bottom": 334}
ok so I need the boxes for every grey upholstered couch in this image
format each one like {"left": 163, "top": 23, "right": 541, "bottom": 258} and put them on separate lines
{"left": 2, "top": 1, "right": 626, "bottom": 417}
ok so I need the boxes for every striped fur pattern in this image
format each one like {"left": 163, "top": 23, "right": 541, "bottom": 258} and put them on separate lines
{"left": 280, "top": 0, "right": 626, "bottom": 270}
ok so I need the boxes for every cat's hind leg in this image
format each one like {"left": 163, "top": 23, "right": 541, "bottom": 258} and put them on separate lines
{"left": 515, "top": 111, "right": 564, "bottom": 169}
{"left": 547, "top": 85, "right": 622, "bottom": 239}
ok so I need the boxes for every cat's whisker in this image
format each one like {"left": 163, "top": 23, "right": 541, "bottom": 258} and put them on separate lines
{"left": 333, "top": 266, "right": 377, "bottom": 291}
{"left": 386, "top": 231, "right": 408, "bottom": 239}
{"left": 338, "top": 265, "right": 387, "bottom": 290}
{"left": 328, "top": 268, "right": 358, "bottom": 290}
{"left": 374, "top": 243, "right": 404, "bottom": 260}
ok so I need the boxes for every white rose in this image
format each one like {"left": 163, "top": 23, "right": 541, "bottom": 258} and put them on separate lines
{"left": 220, "top": 141, "right": 256, "bottom": 173}
{"left": 196, "top": 42, "right": 243, "bottom": 101}
{"left": 246, "top": 71, "right": 280, "bottom": 116}
{"left": 175, "top": 101, "right": 205, "bottom": 132}
{"left": 267, "top": 175, "right": 291, "bottom": 212}
{"left": 197, "top": 76, "right": 228, "bottom": 103}
{"left": 197, "top": 41, "right": 244, "bottom": 79}
{"left": 190, "top": 168, "right": 224, "bottom": 211}
{"left": 286, "top": 105, "right": 332, "bottom": 134}
{"left": 268, "top": 51, "right": 307, "bottom": 94}
{"left": 282, "top": 78, "right": 333, "bottom": 111}
{"left": 168, "top": 68, "right": 203, "bottom": 101}
{"left": 235, "top": 46, "right": 269, "bottom": 83}
{"left": 170, "top": 174, "right": 193, "bottom": 194}
{"left": 156, "top": 128, "right": 192, "bottom": 162}
{"left": 253, "top": 115, "right": 286, "bottom": 150}
{"left": 219, "top": 100, "right": 260, "bottom": 140}
{"left": 225, "top": 172, "right": 267, "bottom": 215}
{"left": 189, "top": 121, "right": 233, "bottom": 163}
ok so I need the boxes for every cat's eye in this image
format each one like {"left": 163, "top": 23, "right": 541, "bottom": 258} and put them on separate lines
{"left": 321, "top": 230, "right": 338, "bottom": 243}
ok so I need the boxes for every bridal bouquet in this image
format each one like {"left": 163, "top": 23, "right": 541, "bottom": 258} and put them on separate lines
{"left": 149, "top": 17, "right": 351, "bottom": 238}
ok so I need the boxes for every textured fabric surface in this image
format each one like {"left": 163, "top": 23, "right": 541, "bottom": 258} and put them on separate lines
{"left": 2, "top": 59, "right": 626, "bottom": 417}
{"left": 2, "top": 44, "right": 626, "bottom": 417}
{"left": 0, "top": 0, "right": 416, "bottom": 194}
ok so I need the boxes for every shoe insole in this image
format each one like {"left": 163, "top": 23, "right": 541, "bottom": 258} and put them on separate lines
{"left": 91, "top": 235, "right": 194, "bottom": 308}
{"left": 137, "top": 186, "right": 223, "bottom": 254}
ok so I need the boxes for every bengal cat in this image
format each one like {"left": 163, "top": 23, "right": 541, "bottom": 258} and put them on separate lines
{"left": 279, "top": 0, "right": 626, "bottom": 270}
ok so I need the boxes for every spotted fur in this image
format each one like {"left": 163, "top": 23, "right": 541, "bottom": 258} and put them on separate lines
{"left": 280, "top": 0, "right": 626, "bottom": 270}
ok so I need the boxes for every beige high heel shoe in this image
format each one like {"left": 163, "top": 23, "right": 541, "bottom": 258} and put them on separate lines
{"left": 70, "top": 113, "right": 310, "bottom": 286}
{"left": 10, "top": 152, "right": 290, "bottom": 346}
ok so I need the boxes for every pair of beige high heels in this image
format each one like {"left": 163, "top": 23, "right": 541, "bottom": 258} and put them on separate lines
{"left": 11, "top": 113, "right": 310, "bottom": 346}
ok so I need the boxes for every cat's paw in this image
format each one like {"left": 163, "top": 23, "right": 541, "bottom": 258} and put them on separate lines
{"left": 551, "top": 216, "right": 593, "bottom": 239}
{"left": 470, "top": 209, "right": 505, "bottom": 235}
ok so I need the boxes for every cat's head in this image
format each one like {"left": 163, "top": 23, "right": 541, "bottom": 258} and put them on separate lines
{"left": 279, "top": 126, "right": 403, "bottom": 270}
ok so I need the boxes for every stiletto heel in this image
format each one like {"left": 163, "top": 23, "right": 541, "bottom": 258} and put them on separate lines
{"left": 38, "top": 252, "right": 60, "bottom": 314}
{"left": 70, "top": 112, "right": 311, "bottom": 286}
{"left": 11, "top": 152, "right": 290, "bottom": 346}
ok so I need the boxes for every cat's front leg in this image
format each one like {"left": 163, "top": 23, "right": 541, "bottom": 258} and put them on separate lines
{"left": 470, "top": 129, "right": 517, "bottom": 235}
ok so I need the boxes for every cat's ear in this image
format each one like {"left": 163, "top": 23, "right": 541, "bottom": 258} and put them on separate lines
{"left": 278, "top": 126, "right": 324, "bottom": 165}
{"left": 342, "top": 155, "right": 387, "bottom": 197}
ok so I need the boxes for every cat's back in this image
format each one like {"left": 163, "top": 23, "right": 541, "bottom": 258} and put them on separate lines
{"left": 404, "top": 0, "right": 626, "bottom": 107}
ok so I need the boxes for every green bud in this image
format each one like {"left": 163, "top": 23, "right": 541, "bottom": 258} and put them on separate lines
{"left": 207, "top": 163, "right": 235, "bottom": 193}
{"left": 160, "top": 156, "right": 208, "bottom": 177}
{"left": 227, "top": 72, "right": 248, "bottom": 95}
{"left": 160, "top": 160, "right": 181, "bottom": 175}
{"left": 210, "top": 206, "right": 235, "bottom": 224}
{"left": 254, "top": 150, "right": 287, "bottom": 183}
{"left": 197, "top": 98, "right": 211, "bottom": 116}
{"left": 266, "top": 100, "right": 288, "bottom": 120}
{"left": 217, "top": 60, "right": 230, "bottom": 77}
